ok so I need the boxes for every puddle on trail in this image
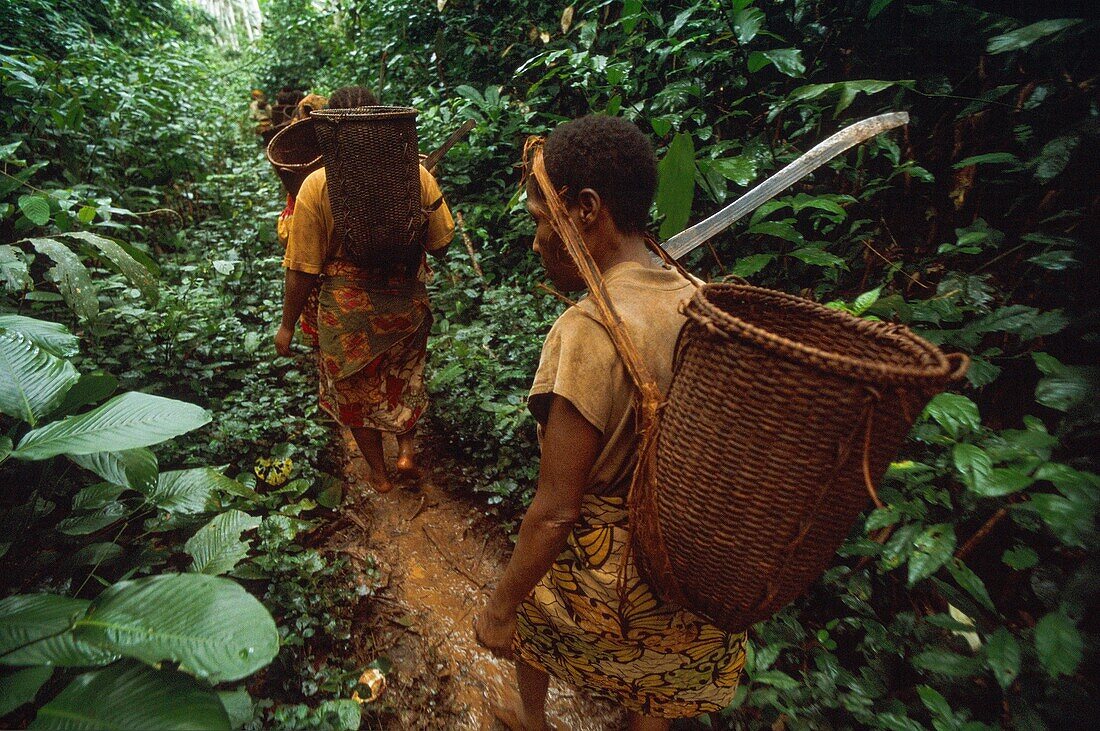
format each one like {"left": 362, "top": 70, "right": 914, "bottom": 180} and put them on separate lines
{"left": 336, "top": 433, "right": 622, "bottom": 730}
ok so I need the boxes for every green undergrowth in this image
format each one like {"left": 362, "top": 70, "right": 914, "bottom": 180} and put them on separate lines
{"left": 255, "top": 1, "right": 1098, "bottom": 728}
{"left": 1, "top": 0, "right": 1096, "bottom": 729}
{"left": 2, "top": 2, "right": 380, "bottom": 728}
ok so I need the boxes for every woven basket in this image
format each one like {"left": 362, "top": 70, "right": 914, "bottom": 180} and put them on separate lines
{"left": 271, "top": 103, "right": 295, "bottom": 127}
{"left": 630, "top": 283, "right": 967, "bottom": 633}
{"left": 311, "top": 106, "right": 424, "bottom": 273}
{"left": 265, "top": 118, "right": 322, "bottom": 197}
{"left": 260, "top": 121, "right": 284, "bottom": 146}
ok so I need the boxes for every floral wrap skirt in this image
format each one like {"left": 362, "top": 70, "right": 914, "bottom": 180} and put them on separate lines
{"left": 315, "top": 261, "right": 431, "bottom": 432}
{"left": 513, "top": 494, "right": 747, "bottom": 718}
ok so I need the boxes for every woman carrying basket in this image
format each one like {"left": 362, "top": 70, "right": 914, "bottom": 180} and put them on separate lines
{"left": 474, "top": 116, "right": 746, "bottom": 729}
{"left": 275, "top": 86, "right": 455, "bottom": 494}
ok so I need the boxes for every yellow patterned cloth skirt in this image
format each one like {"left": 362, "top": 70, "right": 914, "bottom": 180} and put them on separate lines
{"left": 513, "top": 494, "right": 747, "bottom": 718}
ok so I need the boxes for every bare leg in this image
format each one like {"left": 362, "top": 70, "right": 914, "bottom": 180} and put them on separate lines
{"left": 349, "top": 427, "right": 394, "bottom": 493}
{"left": 395, "top": 427, "right": 418, "bottom": 477}
{"left": 626, "top": 713, "right": 672, "bottom": 731}
{"left": 516, "top": 659, "right": 550, "bottom": 731}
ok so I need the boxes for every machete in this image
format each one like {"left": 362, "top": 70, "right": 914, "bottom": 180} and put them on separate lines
{"left": 662, "top": 112, "right": 909, "bottom": 259}
{"left": 423, "top": 119, "right": 477, "bottom": 172}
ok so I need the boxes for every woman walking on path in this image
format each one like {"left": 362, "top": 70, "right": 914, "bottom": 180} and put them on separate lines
{"left": 276, "top": 92, "right": 329, "bottom": 350}
{"left": 474, "top": 116, "right": 746, "bottom": 729}
{"left": 274, "top": 86, "right": 455, "bottom": 494}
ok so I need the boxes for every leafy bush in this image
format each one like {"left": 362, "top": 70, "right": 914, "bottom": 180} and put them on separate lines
{"left": 0, "top": 312, "right": 279, "bottom": 726}
{"left": 3, "top": 2, "right": 375, "bottom": 726}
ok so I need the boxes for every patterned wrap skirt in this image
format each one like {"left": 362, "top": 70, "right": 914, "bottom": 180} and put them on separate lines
{"left": 513, "top": 494, "right": 747, "bottom": 718}
{"left": 315, "top": 261, "right": 431, "bottom": 433}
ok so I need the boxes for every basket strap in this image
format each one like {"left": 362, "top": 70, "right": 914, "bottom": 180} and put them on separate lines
{"left": 525, "top": 138, "right": 663, "bottom": 420}
{"left": 644, "top": 234, "right": 699, "bottom": 289}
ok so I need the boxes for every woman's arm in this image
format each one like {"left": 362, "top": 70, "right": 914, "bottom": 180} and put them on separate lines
{"left": 474, "top": 393, "right": 600, "bottom": 657}
{"left": 274, "top": 268, "right": 318, "bottom": 356}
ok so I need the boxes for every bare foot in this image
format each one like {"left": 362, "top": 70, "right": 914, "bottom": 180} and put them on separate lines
{"left": 367, "top": 472, "right": 395, "bottom": 494}
{"left": 490, "top": 687, "right": 557, "bottom": 731}
{"left": 371, "top": 480, "right": 396, "bottom": 494}
{"left": 395, "top": 453, "right": 420, "bottom": 480}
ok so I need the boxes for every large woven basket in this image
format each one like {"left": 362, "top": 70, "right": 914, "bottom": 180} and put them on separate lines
{"left": 630, "top": 283, "right": 967, "bottom": 633}
{"left": 260, "top": 121, "right": 284, "bottom": 146}
{"left": 311, "top": 106, "right": 424, "bottom": 273}
{"left": 265, "top": 118, "right": 322, "bottom": 197}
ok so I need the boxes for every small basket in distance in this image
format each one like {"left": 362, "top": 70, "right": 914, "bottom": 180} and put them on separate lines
{"left": 265, "top": 118, "right": 322, "bottom": 197}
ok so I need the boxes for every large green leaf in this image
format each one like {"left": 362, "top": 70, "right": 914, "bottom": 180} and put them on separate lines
{"left": 71, "top": 542, "right": 124, "bottom": 566}
{"left": 1027, "top": 492, "right": 1095, "bottom": 548}
{"left": 0, "top": 314, "right": 79, "bottom": 358}
{"left": 1032, "top": 353, "right": 1096, "bottom": 413}
{"left": 57, "top": 501, "right": 132, "bottom": 536}
{"left": 71, "top": 483, "right": 126, "bottom": 511}
{"left": 0, "top": 331, "right": 79, "bottom": 427}
{"left": 18, "top": 195, "right": 51, "bottom": 226}
{"left": 907, "top": 524, "right": 957, "bottom": 585}
{"left": 923, "top": 393, "right": 980, "bottom": 438}
{"left": 0, "top": 666, "right": 53, "bottom": 716}
{"left": 0, "top": 595, "right": 88, "bottom": 657}
{"left": 26, "top": 238, "right": 98, "bottom": 322}
{"left": 11, "top": 392, "right": 211, "bottom": 461}
{"left": 0, "top": 244, "right": 32, "bottom": 290}
{"left": 656, "top": 132, "right": 696, "bottom": 239}
{"left": 911, "top": 648, "right": 981, "bottom": 677}
{"left": 185, "top": 511, "right": 262, "bottom": 575}
{"left": 985, "top": 628, "right": 1016, "bottom": 690}
{"left": 30, "top": 661, "right": 230, "bottom": 730}
{"left": 782, "top": 79, "right": 902, "bottom": 116}
{"left": 2, "top": 630, "right": 120, "bottom": 668}
{"left": 946, "top": 559, "right": 995, "bottom": 613}
{"left": 915, "top": 685, "right": 952, "bottom": 723}
{"left": 710, "top": 155, "right": 757, "bottom": 187}
{"left": 54, "top": 372, "right": 119, "bottom": 420}
{"left": 68, "top": 449, "right": 158, "bottom": 494}
{"left": 217, "top": 688, "right": 252, "bottom": 730}
{"left": 987, "top": 19, "right": 1082, "bottom": 54}
{"left": 984, "top": 627, "right": 1020, "bottom": 689}
{"left": 953, "top": 443, "right": 993, "bottom": 493}
{"left": 1033, "top": 610, "right": 1082, "bottom": 677}
{"left": 73, "top": 574, "right": 278, "bottom": 683}
{"left": 63, "top": 232, "right": 159, "bottom": 305}
{"left": 732, "top": 6, "right": 764, "bottom": 43}
{"left": 148, "top": 468, "right": 237, "bottom": 514}
{"left": 747, "top": 48, "right": 804, "bottom": 77}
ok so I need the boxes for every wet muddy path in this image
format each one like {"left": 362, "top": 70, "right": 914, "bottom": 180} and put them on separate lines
{"left": 325, "top": 432, "right": 622, "bottom": 730}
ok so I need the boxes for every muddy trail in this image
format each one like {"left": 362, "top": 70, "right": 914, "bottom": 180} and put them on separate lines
{"left": 321, "top": 431, "right": 623, "bottom": 730}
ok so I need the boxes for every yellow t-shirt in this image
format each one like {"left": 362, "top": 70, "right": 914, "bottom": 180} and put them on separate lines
{"left": 528, "top": 262, "right": 697, "bottom": 497}
{"left": 282, "top": 165, "right": 455, "bottom": 274}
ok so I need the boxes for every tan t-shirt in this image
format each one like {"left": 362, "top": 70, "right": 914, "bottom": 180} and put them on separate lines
{"left": 282, "top": 165, "right": 454, "bottom": 274}
{"left": 528, "top": 261, "right": 697, "bottom": 497}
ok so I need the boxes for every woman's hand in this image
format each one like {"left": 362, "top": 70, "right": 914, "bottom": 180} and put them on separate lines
{"left": 274, "top": 324, "right": 295, "bottom": 357}
{"left": 474, "top": 603, "right": 516, "bottom": 660}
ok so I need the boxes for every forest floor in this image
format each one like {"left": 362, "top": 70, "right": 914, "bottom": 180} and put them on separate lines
{"left": 319, "top": 431, "right": 622, "bottom": 730}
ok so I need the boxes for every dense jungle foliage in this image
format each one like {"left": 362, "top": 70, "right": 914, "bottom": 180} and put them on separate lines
{"left": 2, "top": 0, "right": 1097, "bottom": 729}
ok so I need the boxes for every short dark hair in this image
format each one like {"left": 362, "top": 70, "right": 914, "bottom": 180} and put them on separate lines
{"left": 542, "top": 115, "right": 657, "bottom": 234}
{"left": 328, "top": 86, "right": 379, "bottom": 109}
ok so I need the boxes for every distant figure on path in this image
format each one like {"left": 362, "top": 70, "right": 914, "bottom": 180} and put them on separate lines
{"left": 275, "top": 86, "right": 455, "bottom": 494}
{"left": 248, "top": 89, "right": 271, "bottom": 134}
{"left": 474, "top": 116, "right": 746, "bottom": 730}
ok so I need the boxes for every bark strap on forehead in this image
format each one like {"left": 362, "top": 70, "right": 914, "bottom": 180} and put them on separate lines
{"left": 521, "top": 135, "right": 546, "bottom": 195}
